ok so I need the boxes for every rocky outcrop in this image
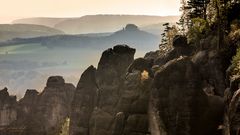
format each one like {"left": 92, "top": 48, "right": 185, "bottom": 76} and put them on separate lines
{"left": 125, "top": 24, "right": 139, "bottom": 31}
{"left": 46, "top": 76, "right": 65, "bottom": 87}
{"left": 145, "top": 35, "right": 194, "bottom": 67}
{"left": 192, "top": 50, "right": 229, "bottom": 96}
{"left": 68, "top": 38, "right": 231, "bottom": 135}
{"left": 150, "top": 57, "right": 224, "bottom": 135}
{"left": 0, "top": 40, "right": 234, "bottom": 135}
{"left": 112, "top": 70, "right": 152, "bottom": 135}
{"left": 1, "top": 76, "right": 75, "bottom": 135}
{"left": 70, "top": 66, "right": 98, "bottom": 135}
{"left": 18, "top": 89, "right": 39, "bottom": 117}
{"left": 70, "top": 45, "right": 153, "bottom": 135}
{"left": 127, "top": 58, "right": 154, "bottom": 78}
{"left": 223, "top": 74, "right": 240, "bottom": 135}
{"left": 90, "top": 45, "right": 136, "bottom": 135}
{"left": 32, "top": 76, "right": 75, "bottom": 134}
{"left": 0, "top": 88, "right": 17, "bottom": 129}
{"left": 146, "top": 37, "right": 230, "bottom": 135}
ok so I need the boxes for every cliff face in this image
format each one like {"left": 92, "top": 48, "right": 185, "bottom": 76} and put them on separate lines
{"left": 70, "top": 45, "right": 149, "bottom": 135}
{"left": 0, "top": 88, "right": 17, "bottom": 129}
{"left": 0, "top": 40, "right": 237, "bottom": 135}
{"left": 151, "top": 56, "right": 224, "bottom": 135}
{"left": 1, "top": 76, "right": 75, "bottom": 135}
{"left": 33, "top": 76, "right": 75, "bottom": 134}
{"left": 224, "top": 64, "right": 240, "bottom": 134}
{"left": 69, "top": 42, "right": 227, "bottom": 135}
{"left": 18, "top": 89, "right": 39, "bottom": 118}
{"left": 70, "top": 66, "right": 98, "bottom": 135}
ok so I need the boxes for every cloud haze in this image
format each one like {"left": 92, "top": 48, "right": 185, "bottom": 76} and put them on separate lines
{"left": 0, "top": 0, "right": 180, "bottom": 23}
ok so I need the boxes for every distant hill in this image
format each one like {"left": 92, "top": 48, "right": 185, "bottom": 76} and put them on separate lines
{"left": 12, "top": 17, "right": 67, "bottom": 27}
{"left": 0, "top": 24, "right": 160, "bottom": 51}
{"left": 12, "top": 15, "right": 179, "bottom": 34}
{"left": 0, "top": 24, "right": 64, "bottom": 42}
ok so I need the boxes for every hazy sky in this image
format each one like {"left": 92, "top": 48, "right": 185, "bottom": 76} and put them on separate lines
{"left": 0, "top": 0, "right": 180, "bottom": 23}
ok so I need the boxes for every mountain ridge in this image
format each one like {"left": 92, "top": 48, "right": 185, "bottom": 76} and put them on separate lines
{"left": 0, "top": 24, "right": 64, "bottom": 42}
{"left": 12, "top": 15, "right": 179, "bottom": 34}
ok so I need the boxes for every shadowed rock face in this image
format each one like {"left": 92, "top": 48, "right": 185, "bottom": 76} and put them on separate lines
{"left": 97, "top": 45, "right": 136, "bottom": 85}
{"left": 151, "top": 57, "right": 224, "bottom": 135}
{"left": 2, "top": 76, "right": 75, "bottom": 135}
{"left": 70, "top": 45, "right": 152, "bottom": 135}
{"left": 69, "top": 42, "right": 229, "bottom": 135}
{"left": 33, "top": 76, "right": 75, "bottom": 134}
{"left": 152, "top": 58, "right": 206, "bottom": 135}
{"left": 192, "top": 50, "right": 228, "bottom": 96}
{"left": 224, "top": 76, "right": 240, "bottom": 135}
{"left": 70, "top": 66, "right": 98, "bottom": 135}
{"left": 95, "top": 45, "right": 135, "bottom": 117}
{"left": 144, "top": 36, "right": 230, "bottom": 135}
{"left": 0, "top": 88, "right": 17, "bottom": 128}
{"left": 17, "top": 89, "right": 39, "bottom": 121}
{"left": 93, "top": 45, "right": 136, "bottom": 135}
{"left": 0, "top": 40, "right": 232, "bottom": 135}
{"left": 113, "top": 70, "right": 152, "bottom": 135}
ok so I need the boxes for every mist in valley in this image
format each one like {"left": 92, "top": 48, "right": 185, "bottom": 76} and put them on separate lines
{"left": 0, "top": 22, "right": 165, "bottom": 98}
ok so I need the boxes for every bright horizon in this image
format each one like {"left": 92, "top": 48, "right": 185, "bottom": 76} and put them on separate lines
{"left": 0, "top": 0, "right": 181, "bottom": 23}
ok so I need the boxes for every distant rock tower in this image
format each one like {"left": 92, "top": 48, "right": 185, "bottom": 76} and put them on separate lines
{"left": 125, "top": 24, "right": 139, "bottom": 31}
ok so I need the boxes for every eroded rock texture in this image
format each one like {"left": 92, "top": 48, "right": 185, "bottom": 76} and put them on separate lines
{"left": 2, "top": 76, "right": 75, "bottom": 135}
{"left": 145, "top": 37, "right": 230, "bottom": 135}
{"left": 0, "top": 40, "right": 234, "bottom": 135}
{"left": 70, "top": 66, "right": 98, "bottom": 135}
{"left": 224, "top": 75, "right": 240, "bottom": 135}
{"left": 69, "top": 40, "right": 230, "bottom": 135}
{"left": 0, "top": 88, "right": 17, "bottom": 131}
{"left": 150, "top": 57, "right": 224, "bottom": 135}
{"left": 33, "top": 76, "right": 75, "bottom": 134}
{"left": 70, "top": 45, "right": 152, "bottom": 135}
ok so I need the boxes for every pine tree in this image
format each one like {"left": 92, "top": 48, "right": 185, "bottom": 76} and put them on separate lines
{"left": 177, "top": 0, "right": 189, "bottom": 34}
{"left": 187, "top": 0, "right": 210, "bottom": 20}
{"left": 160, "top": 23, "right": 179, "bottom": 47}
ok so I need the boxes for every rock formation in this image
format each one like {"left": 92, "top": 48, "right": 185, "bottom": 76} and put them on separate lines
{"left": 0, "top": 36, "right": 238, "bottom": 135}
{"left": 223, "top": 70, "right": 240, "bottom": 134}
{"left": 70, "top": 66, "right": 98, "bottom": 135}
{"left": 0, "top": 88, "right": 17, "bottom": 132}
{"left": 0, "top": 76, "right": 75, "bottom": 135}
{"left": 32, "top": 76, "right": 75, "bottom": 134}
{"left": 68, "top": 41, "right": 227, "bottom": 135}
{"left": 150, "top": 57, "right": 224, "bottom": 135}
{"left": 70, "top": 45, "right": 153, "bottom": 135}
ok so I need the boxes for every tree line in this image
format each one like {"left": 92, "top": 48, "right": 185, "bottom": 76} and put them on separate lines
{"left": 160, "top": 0, "right": 240, "bottom": 49}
